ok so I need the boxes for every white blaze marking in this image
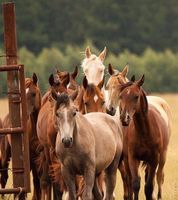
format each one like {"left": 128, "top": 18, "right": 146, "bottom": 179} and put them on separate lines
{"left": 126, "top": 89, "right": 130, "bottom": 95}
{"left": 26, "top": 88, "right": 29, "bottom": 94}
{"left": 94, "top": 95, "right": 98, "bottom": 102}
{"left": 62, "top": 108, "right": 71, "bottom": 136}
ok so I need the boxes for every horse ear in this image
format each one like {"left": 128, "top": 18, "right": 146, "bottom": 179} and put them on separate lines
{"left": 51, "top": 89, "right": 58, "bottom": 101}
{"left": 62, "top": 73, "right": 70, "bottom": 88}
{"left": 32, "top": 73, "right": 38, "bottom": 85}
{"left": 99, "top": 47, "right": 107, "bottom": 62}
{"left": 130, "top": 75, "right": 135, "bottom": 82}
{"left": 97, "top": 76, "right": 105, "bottom": 89}
{"left": 85, "top": 47, "right": 91, "bottom": 58}
{"left": 71, "top": 66, "right": 78, "bottom": 80}
{"left": 136, "top": 75, "right": 145, "bottom": 87}
{"left": 121, "top": 64, "right": 129, "bottom": 77}
{"left": 49, "top": 74, "right": 55, "bottom": 86}
{"left": 108, "top": 63, "right": 115, "bottom": 75}
{"left": 83, "top": 76, "right": 88, "bottom": 90}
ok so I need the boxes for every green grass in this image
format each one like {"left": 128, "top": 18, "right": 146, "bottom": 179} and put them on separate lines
{"left": 0, "top": 94, "right": 178, "bottom": 199}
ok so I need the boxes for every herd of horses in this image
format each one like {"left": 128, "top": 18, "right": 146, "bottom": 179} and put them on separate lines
{"left": 0, "top": 47, "right": 172, "bottom": 200}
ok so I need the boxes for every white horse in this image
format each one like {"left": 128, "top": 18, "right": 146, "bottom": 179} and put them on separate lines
{"left": 81, "top": 47, "right": 109, "bottom": 103}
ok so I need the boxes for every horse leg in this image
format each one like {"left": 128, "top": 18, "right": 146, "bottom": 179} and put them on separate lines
{"left": 104, "top": 158, "right": 119, "bottom": 200}
{"left": 49, "top": 148, "right": 63, "bottom": 200}
{"left": 0, "top": 139, "right": 11, "bottom": 199}
{"left": 128, "top": 157, "right": 140, "bottom": 200}
{"left": 39, "top": 147, "right": 52, "bottom": 200}
{"left": 92, "top": 174, "right": 103, "bottom": 200}
{"left": 31, "top": 162, "right": 41, "bottom": 200}
{"left": 124, "top": 157, "right": 133, "bottom": 200}
{"left": 62, "top": 166, "right": 76, "bottom": 200}
{"left": 118, "top": 160, "right": 129, "bottom": 200}
{"left": 83, "top": 166, "right": 95, "bottom": 200}
{"left": 156, "top": 151, "right": 167, "bottom": 200}
{"left": 144, "top": 163, "right": 157, "bottom": 200}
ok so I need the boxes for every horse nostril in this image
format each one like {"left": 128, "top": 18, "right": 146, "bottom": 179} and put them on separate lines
{"left": 62, "top": 137, "right": 73, "bottom": 148}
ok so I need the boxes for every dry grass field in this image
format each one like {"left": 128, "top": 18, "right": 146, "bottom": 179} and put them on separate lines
{"left": 0, "top": 94, "right": 178, "bottom": 199}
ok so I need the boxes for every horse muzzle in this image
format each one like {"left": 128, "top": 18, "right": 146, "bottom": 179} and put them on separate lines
{"left": 106, "top": 106, "right": 116, "bottom": 116}
{"left": 62, "top": 137, "right": 73, "bottom": 148}
{"left": 120, "top": 113, "right": 130, "bottom": 126}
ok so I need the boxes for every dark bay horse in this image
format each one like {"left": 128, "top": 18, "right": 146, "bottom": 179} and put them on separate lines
{"left": 52, "top": 92, "right": 123, "bottom": 200}
{"left": 0, "top": 73, "right": 42, "bottom": 200}
{"left": 119, "top": 75, "right": 171, "bottom": 200}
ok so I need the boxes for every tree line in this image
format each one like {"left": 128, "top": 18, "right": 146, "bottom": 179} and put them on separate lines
{"left": 0, "top": 44, "right": 177, "bottom": 97}
{"left": 0, "top": 0, "right": 177, "bottom": 54}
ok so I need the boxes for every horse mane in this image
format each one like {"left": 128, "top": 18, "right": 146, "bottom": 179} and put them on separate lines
{"left": 120, "top": 81, "right": 133, "bottom": 92}
{"left": 85, "top": 84, "right": 96, "bottom": 95}
{"left": 56, "top": 93, "right": 70, "bottom": 109}
{"left": 25, "top": 78, "right": 34, "bottom": 88}
{"left": 140, "top": 89, "right": 148, "bottom": 114}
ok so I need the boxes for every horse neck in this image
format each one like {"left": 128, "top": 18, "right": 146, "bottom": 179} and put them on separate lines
{"left": 133, "top": 90, "right": 149, "bottom": 135}
{"left": 28, "top": 109, "right": 40, "bottom": 138}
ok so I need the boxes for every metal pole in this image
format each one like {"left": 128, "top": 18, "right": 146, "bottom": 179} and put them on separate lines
{"left": 2, "top": 2, "right": 29, "bottom": 199}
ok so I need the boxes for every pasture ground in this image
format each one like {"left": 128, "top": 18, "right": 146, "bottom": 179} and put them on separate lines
{"left": 0, "top": 94, "right": 178, "bottom": 199}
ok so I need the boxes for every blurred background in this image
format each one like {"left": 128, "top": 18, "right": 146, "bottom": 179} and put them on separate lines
{"left": 0, "top": 0, "right": 178, "bottom": 95}
{"left": 0, "top": 0, "right": 178, "bottom": 92}
{"left": 0, "top": 1, "right": 178, "bottom": 199}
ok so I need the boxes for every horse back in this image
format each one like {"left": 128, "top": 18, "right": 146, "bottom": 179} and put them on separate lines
{"left": 84, "top": 112, "right": 123, "bottom": 172}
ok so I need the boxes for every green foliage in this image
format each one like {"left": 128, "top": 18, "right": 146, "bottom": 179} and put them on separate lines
{"left": 0, "top": 0, "right": 178, "bottom": 53}
{"left": 1, "top": 45, "right": 178, "bottom": 97}
{"left": 0, "top": 41, "right": 178, "bottom": 94}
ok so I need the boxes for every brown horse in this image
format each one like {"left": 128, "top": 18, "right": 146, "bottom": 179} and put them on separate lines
{"left": 41, "top": 66, "right": 78, "bottom": 107}
{"left": 0, "top": 73, "right": 42, "bottom": 200}
{"left": 119, "top": 75, "right": 170, "bottom": 200}
{"left": 37, "top": 73, "right": 71, "bottom": 200}
{"left": 75, "top": 76, "right": 105, "bottom": 114}
{"left": 52, "top": 92, "right": 123, "bottom": 200}
{"left": 106, "top": 63, "right": 172, "bottom": 130}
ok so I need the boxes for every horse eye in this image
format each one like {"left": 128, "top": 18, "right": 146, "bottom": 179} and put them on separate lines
{"left": 101, "top": 101, "right": 105, "bottom": 105}
{"left": 56, "top": 112, "right": 62, "bottom": 117}
{"left": 31, "top": 92, "right": 36, "bottom": 97}
{"left": 134, "top": 96, "right": 139, "bottom": 100}
{"left": 73, "top": 111, "right": 76, "bottom": 116}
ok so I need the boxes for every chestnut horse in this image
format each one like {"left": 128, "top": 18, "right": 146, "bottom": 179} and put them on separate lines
{"left": 37, "top": 73, "right": 72, "bottom": 200}
{"left": 41, "top": 66, "right": 78, "bottom": 106}
{"left": 106, "top": 63, "right": 172, "bottom": 132}
{"left": 75, "top": 76, "right": 105, "bottom": 114}
{"left": 0, "top": 73, "right": 42, "bottom": 200}
{"left": 119, "top": 75, "right": 170, "bottom": 200}
{"left": 52, "top": 92, "right": 123, "bottom": 200}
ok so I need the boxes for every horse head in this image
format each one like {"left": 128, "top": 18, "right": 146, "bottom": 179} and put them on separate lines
{"left": 25, "top": 73, "right": 41, "bottom": 116}
{"left": 119, "top": 75, "right": 147, "bottom": 126}
{"left": 106, "top": 63, "right": 129, "bottom": 116}
{"left": 81, "top": 47, "right": 107, "bottom": 85}
{"left": 52, "top": 92, "right": 78, "bottom": 148}
{"left": 82, "top": 76, "right": 105, "bottom": 113}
